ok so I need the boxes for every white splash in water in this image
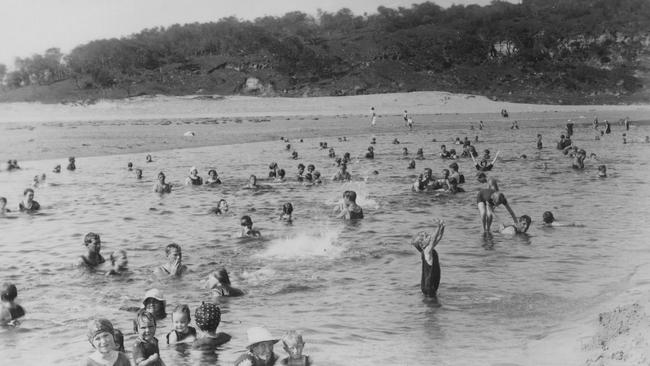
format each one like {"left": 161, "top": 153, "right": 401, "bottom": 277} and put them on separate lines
{"left": 259, "top": 229, "right": 343, "bottom": 259}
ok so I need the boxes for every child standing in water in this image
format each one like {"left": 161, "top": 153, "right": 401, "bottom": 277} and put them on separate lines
{"left": 79, "top": 232, "right": 105, "bottom": 268}
{"left": 412, "top": 219, "right": 445, "bottom": 298}
{"left": 536, "top": 134, "right": 543, "bottom": 149}
{"left": 166, "top": 305, "right": 197, "bottom": 344}
{"left": 280, "top": 330, "right": 310, "bottom": 366}
{"left": 133, "top": 309, "right": 165, "bottom": 366}
{"left": 156, "top": 243, "right": 188, "bottom": 277}
{"left": 84, "top": 319, "right": 131, "bottom": 366}
{"left": 1, "top": 283, "right": 25, "bottom": 325}
{"left": 67, "top": 156, "right": 76, "bottom": 171}
{"left": 18, "top": 188, "right": 40, "bottom": 213}
{"left": 106, "top": 250, "right": 128, "bottom": 276}
{"left": 192, "top": 302, "right": 231, "bottom": 351}
{"left": 142, "top": 289, "right": 167, "bottom": 320}
{"left": 334, "top": 190, "right": 364, "bottom": 220}
{"left": 280, "top": 203, "right": 293, "bottom": 222}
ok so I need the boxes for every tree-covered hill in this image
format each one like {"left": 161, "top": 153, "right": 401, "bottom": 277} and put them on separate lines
{"left": 1, "top": 0, "right": 649, "bottom": 104}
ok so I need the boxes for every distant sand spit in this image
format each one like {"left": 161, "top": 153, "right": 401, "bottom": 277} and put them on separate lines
{"left": 1, "top": 91, "right": 650, "bottom": 123}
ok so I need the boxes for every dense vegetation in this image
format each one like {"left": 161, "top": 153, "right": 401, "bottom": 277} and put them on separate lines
{"left": 1, "top": 0, "right": 649, "bottom": 104}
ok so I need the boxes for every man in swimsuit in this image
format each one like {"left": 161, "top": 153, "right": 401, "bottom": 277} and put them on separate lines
{"left": 334, "top": 190, "right": 363, "bottom": 219}
{"left": 412, "top": 219, "right": 445, "bottom": 298}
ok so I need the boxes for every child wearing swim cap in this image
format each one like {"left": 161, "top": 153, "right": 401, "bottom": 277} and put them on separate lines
{"left": 281, "top": 330, "right": 310, "bottom": 366}
{"left": 85, "top": 318, "right": 131, "bottom": 366}
{"left": 192, "top": 302, "right": 231, "bottom": 351}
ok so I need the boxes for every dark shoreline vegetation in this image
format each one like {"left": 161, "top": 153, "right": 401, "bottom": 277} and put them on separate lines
{"left": 0, "top": 0, "right": 649, "bottom": 105}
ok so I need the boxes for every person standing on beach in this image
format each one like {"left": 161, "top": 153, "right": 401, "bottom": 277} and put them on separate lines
{"left": 403, "top": 110, "right": 409, "bottom": 127}
{"left": 370, "top": 107, "right": 377, "bottom": 127}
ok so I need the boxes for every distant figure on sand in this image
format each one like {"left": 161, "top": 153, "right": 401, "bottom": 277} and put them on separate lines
{"left": 370, "top": 107, "right": 377, "bottom": 127}
{"left": 67, "top": 157, "right": 76, "bottom": 171}
{"left": 412, "top": 219, "right": 445, "bottom": 298}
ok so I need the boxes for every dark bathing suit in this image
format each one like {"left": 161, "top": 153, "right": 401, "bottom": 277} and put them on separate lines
{"left": 349, "top": 207, "right": 364, "bottom": 219}
{"left": 188, "top": 176, "right": 203, "bottom": 185}
{"left": 167, "top": 327, "right": 197, "bottom": 343}
{"left": 476, "top": 188, "right": 503, "bottom": 206}
{"left": 415, "top": 245, "right": 440, "bottom": 297}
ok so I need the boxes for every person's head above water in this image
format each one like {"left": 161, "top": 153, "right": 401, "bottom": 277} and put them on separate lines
{"left": 598, "top": 165, "right": 607, "bottom": 177}
{"left": 343, "top": 190, "right": 358, "bottom": 203}
{"left": 269, "top": 162, "right": 278, "bottom": 170}
{"left": 189, "top": 166, "right": 199, "bottom": 176}
{"left": 240, "top": 215, "right": 253, "bottom": 229}
{"left": 157, "top": 171, "right": 166, "bottom": 181}
{"left": 476, "top": 172, "right": 487, "bottom": 184}
{"left": 542, "top": 211, "right": 555, "bottom": 224}
{"left": 519, "top": 215, "right": 532, "bottom": 232}
{"left": 283, "top": 202, "right": 293, "bottom": 215}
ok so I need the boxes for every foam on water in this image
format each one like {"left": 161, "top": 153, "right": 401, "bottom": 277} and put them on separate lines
{"left": 259, "top": 229, "right": 344, "bottom": 259}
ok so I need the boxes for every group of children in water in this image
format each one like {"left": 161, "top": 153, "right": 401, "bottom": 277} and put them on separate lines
{"left": 1, "top": 111, "right": 639, "bottom": 365}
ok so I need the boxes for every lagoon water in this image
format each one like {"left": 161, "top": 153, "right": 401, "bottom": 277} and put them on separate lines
{"left": 1, "top": 119, "right": 649, "bottom": 365}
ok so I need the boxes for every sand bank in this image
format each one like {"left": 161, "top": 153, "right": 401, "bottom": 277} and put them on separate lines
{"left": 1, "top": 91, "right": 649, "bottom": 161}
{"left": 1, "top": 91, "right": 650, "bottom": 123}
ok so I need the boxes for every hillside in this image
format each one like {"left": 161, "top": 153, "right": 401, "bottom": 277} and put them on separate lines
{"left": 1, "top": 0, "right": 649, "bottom": 105}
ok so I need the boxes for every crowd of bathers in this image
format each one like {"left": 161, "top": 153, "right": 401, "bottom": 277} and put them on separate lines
{"left": 1, "top": 112, "right": 645, "bottom": 366}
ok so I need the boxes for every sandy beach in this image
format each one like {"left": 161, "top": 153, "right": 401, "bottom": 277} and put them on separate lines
{"left": 1, "top": 91, "right": 649, "bottom": 161}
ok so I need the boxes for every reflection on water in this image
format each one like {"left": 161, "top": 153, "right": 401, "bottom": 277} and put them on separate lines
{"left": 1, "top": 121, "right": 649, "bottom": 365}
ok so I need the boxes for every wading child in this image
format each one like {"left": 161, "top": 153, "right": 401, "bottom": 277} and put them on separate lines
{"left": 133, "top": 309, "right": 165, "bottom": 366}
{"left": 85, "top": 319, "right": 131, "bottom": 366}
{"left": 106, "top": 250, "right": 128, "bottom": 276}
{"left": 280, "top": 330, "right": 310, "bottom": 366}
{"left": 156, "top": 243, "right": 188, "bottom": 277}
{"left": 192, "top": 302, "right": 231, "bottom": 351}
{"left": 280, "top": 203, "right": 293, "bottom": 222}
{"left": 166, "top": 304, "right": 197, "bottom": 344}
{"left": 142, "top": 289, "right": 166, "bottom": 320}
{"left": 0, "top": 283, "right": 25, "bottom": 325}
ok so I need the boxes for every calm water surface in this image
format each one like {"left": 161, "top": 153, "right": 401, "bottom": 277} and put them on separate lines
{"left": 1, "top": 119, "right": 649, "bottom": 365}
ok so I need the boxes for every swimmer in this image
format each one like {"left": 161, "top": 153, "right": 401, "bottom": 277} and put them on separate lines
{"left": 84, "top": 319, "right": 130, "bottom": 366}
{"left": 645, "top": 136, "right": 650, "bottom": 143}
{"left": 597, "top": 165, "right": 607, "bottom": 177}
{"left": 142, "top": 289, "right": 167, "bottom": 320}
{"left": 209, "top": 199, "right": 229, "bottom": 215}
{"left": 192, "top": 302, "right": 231, "bottom": 351}
{"left": 411, "top": 219, "right": 445, "bottom": 298}
{"left": 291, "top": 151, "right": 298, "bottom": 160}
{"left": 206, "top": 268, "right": 245, "bottom": 298}
{"left": 448, "top": 149, "right": 458, "bottom": 160}
{"left": 166, "top": 305, "right": 197, "bottom": 345}
{"left": 146, "top": 154, "right": 153, "bottom": 163}
{"left": 393, "top": 138, "right": 400, "bottom": 144}
{"left": 343, "top": 152, "right": 351, "bottom": 164}
{"left": 296, "top": 164, "right": 305, "bottom": 182}
{"left": 67, "top": 156, "right": 76, "bottom": 171}
{"left": 498, "top": 215, "right": 531, "bottom": 235}
{"left": 307, "top": 164, "right": 315, "bottom": 175}
{"left": 440, "top": 145, "right": 450, "bottom": 159}
{"left": 280, "top": 202, "right": 293, "bottom": 222}
{"left": 542, "top": 211, "right": 576, "bottom": 227}
{"left": 1, "top": 283, "right": 25, "bottom": 326}
{"left": 476, "top": 178, "right": 518, "bottom": 233}
{"left": 18, "top": 188, "right": 40, "bottom": 212}
{"left": 333, "top": 190, "right": 364, "bottom": 219}
{"left": 78, "top": 232, "right": 105, "bottom": 268}
{"left": 185, "top": 166, "right": 203, "bottom": 186}
{"left": 106, "top": 250, "right": 128, "bottom": 276}
{"left": 536, "top": 134, "right": 543, "bottom": 149}
{"left": 365, "top": 146, "right": 374, "bottom": 159}
{"left": 403, "top": 147, "right": 408, "bottom": 156}
{"left": 454, "top": 137, "right": 461, "bottom": 145}
{"left": 53, "top": 164, "right": 61, "bottom": 173}
{"left": 448, "top": 162, "right": 465, "bottom": 184}
{"left": 311, "top": 171, "right": 322, "bottom": 185}
{"left": 408, "top": 159, "right": 416, "bottom": 169}
{"left": 135, "top": 168, "right": 143, "bottom": 179}
{"left": 371, "top": 137, "right": 376, "bottom": 145}
{"left": 275, "top": 169, "right": 286, "bottom": 182}
{"left": 286, "top": 143, "right": 292, "bottom": 151}
{"left": 30, "top": 175, "right": 40, "bottom": 188}
{"left": 328, "top": 148, "right": 336, "bottom": 158}
{"left": 479, "top": 120, "right": 484, "bottom": 129}
{"left": 471, "top": 150, "right": 500, "bottom": 171}
{"left": 416, "top": 148, "right": 425, "bottom": 160}
{"left": 244, "top": 174, "right": 259, "bottom": 189}
{"left": 133, "top": 309, "right": 165, "bottom": 365}
{"left": 268, "top": 162, "right": 278, "bottom": 178}
{"left": 572, "top": 149, "right": 586, "bottom": 170}
{"left": 153, "top": 172, "right": 172, "bottom": 193}
{"left": 332, "top": 164, "right": 351, "bottom": 181}
{"left": 235, "top": 327, "right": 279, "bottom": 366}
{"left": 156, "top": 243, "right": 188, "bottom": 277}
{"left": 446, "top": 177, "right": 464, "bottom": 194}
{"left": 127, "top": 162, "right": 133, "bottom": 171}
{"left": 239, "top": 215, "right": 261, "bottom": 237}
{"left": 413, "top": 168, "right": 434, "bottom": 191}
{"left": 281, "top": 330, "right": 310, "bottom": 366}
{"left": 476, "top": 172, "right": 487, "bottom": 184}
{"left": 204, "top": 169, "right": 222, "bottom": 185}
{"left": 0, "top": 196, "right": 11, "bottom": 216}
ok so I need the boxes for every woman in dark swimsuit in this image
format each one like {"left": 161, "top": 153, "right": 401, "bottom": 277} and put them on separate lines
{"left": 185, "top": 167, "right": 203, "bottom": 186}
{"left": 412, "top": 219, "right": 445, "bottom": 298}
{"left": 476, "top": 178, "right": 518, "bottom": 233}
